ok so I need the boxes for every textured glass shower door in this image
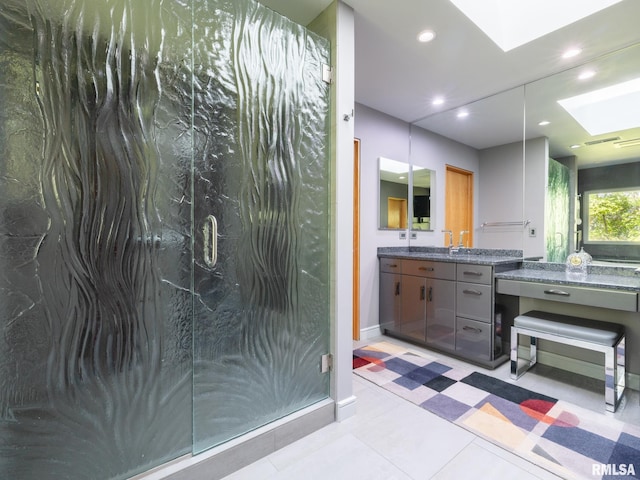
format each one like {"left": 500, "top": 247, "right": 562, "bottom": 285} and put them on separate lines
{"left": 192, "top": 0, "right": 332, "bottom": 452}
{"left": 0, "top": 0, "right": 195, "bottom": 478}
{"left": 0, "top": 0, "right": 331, "bottom": 476}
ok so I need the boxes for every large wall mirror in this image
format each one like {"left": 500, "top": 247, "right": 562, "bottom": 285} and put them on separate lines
{"left": 405, "top": 41, "right": 640, "bottom": 263}
{"left": 410, "top": 86, "right": 526, "bottom": 250}
{"left": 378, "top": 156, "right": 435, "bottom": 230}
{"left": 524, "top": 42, "right": 640, "bottom": 265}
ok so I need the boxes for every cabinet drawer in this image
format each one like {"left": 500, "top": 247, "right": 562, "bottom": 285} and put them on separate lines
{"left": 456, "top": 282, "right": 493, "bottom": 322}
{"left": 402, "top": 259, "right": 456, "bottom": 280}
{"left": 380, "top": 257, "right": 402, "bottom": 274}
{"left": 456, "top": 264, "right": 493, "bottom": 285}
{"left": 456, "top": 317, "right": 492, "bottom": 362}
{"left": 495, "top": 279, "right": 638, "bottom": 312}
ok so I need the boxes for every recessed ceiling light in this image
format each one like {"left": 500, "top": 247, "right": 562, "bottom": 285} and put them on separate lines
{"left": 432, "top": 96, "right": 445, "bottom": 106}
{"left": 570, "top": 144, "right": 581, "bottom": 149}
{"left": 457, "top": 110, "right": 469, "bottom": 118}
{"left": 578, "top": 70, "right": 596, "bottom": 80}
{"left": 538, "top": 120, "right": 550, "bottom": 126}
{"left": 417, "top": 29, "right": 436, "bottom": 43}
{"left": 562, "top": 47, "right": 582, "bottom": 59}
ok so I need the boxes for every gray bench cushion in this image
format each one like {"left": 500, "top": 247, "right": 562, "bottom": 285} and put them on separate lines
{"left": 514, "top": 310, "right": 624, "bottom": 347}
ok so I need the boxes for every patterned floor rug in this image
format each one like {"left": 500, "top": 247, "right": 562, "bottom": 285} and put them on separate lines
{"left": 353, "top": 342, "right": 640, "bottom": 480}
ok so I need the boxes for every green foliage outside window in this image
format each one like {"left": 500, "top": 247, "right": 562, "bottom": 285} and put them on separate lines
{"left": 587, "top": 189, "right": 640, "bottom": 242}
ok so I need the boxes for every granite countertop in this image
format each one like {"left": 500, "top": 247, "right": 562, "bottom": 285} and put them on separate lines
{"left": 377, "top": 247, "right": 523, "bottom": 266}
{"left": 495, "top": 261, "right": 640, "bottom": 292}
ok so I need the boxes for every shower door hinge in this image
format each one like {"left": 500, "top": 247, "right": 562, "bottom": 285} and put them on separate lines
{"left": 320, "top": 353, "right": 333, "bottom": 373}
{"left": 322, "top": 64, "right": 334, "bottom": 84}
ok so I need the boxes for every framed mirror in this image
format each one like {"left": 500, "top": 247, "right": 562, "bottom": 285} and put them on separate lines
{"left": 378, "top": 157, "right": 409, "bottom": 230}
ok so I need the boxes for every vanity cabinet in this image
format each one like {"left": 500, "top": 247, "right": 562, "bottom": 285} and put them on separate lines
{"left": 455, "top": 264, "right": 497, "bottom": 362}
{"left": 380, "top": 256, "right": 510, "bottom": 368}
{"left": 380, "top": 259, "right": 455, "bottom": 344}
{"left": 379, "top": 258, "right": 402, "bottom": 335}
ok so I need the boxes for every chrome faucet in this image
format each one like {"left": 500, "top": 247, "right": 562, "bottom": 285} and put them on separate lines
{"left": 458, "top": 230, "right": 469, "bottom": 249}
{"left": 442, "top": 230, "right": 456, "bottom": 254}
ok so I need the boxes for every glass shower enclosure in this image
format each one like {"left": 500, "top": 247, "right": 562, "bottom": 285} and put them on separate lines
{"left": 0, "top": 0, "right": 331, "bottom": 478}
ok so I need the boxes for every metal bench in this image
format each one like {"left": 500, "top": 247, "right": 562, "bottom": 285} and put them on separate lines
{"left": 510, "top": 310, "right": 626, "bottom": 412}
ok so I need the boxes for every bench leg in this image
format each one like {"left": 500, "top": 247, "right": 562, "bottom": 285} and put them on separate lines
{"left": 605, "top": 334, "right": 626, "bottom": 413}
{"left": 510, "top": 327, "right": 537, "bottom": 380}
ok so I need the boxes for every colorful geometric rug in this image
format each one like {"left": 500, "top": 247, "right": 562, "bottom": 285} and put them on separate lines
{"left": 354, "top": 342, "right": 640, "bottom": 480}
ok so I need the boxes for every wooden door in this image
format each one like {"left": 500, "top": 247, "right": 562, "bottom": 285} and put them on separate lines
{"left": 445, "top": 165, "right": 473, "bottom": 247}
{"left": 387, "top": 198, "right": 408, "bottom": 229}
{"left": 353, "top": 139, "right": 361, "bottom": 340}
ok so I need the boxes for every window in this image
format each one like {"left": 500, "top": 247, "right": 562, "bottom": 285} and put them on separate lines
{"left": 585, "top": 188, "right": 640, "bottom": 243}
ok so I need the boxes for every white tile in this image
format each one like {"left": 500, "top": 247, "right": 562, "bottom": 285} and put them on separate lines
{"left": 353, "top": 400, "right": 475, "bottom": 479}
{"left": 471, "top": 437, "right": 564, "bottom": 480}
{"left": 431, "top": 441, "right": 564, "bottom": 480}
{"left": 267, "top": 434, "right": 413, "bottom": 480}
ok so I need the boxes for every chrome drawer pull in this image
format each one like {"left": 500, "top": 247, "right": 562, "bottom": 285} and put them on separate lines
{"left": 463, "top": 270, "right": 483, "bottom": 276}
{"left": 418, "top": 266, "right": 434, "bottom": 271}
{"left": 462, "top": 326, "right": 482, "bottom": 334}
{"left": 387, "top": 263, "right": 398, "bottom": 268}
{"left": 463, "top": 289, "right": 482, "bottom": 296}
{"left": 543, "top": 289, "right": 570, "bottom": 296}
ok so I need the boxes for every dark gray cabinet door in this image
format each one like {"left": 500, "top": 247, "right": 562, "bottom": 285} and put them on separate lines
{"left": 400, "top": 275, "right": 427, "bottom": 342}
{"left": 426, "top": 279, "right": 456, "bottom": 350}
{"left": 380, "top": 272, "right": 402, "bottom": 334}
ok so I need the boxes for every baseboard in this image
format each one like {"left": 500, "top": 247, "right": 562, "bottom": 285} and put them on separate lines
{"left": 360, "top": 324, "right": 382, "bottom": 341}
{"left": 335, "top": 394, "right": 357, "bottom": 421}
{"left": 132, "top": 399, "right": 335, "bottom": 480}
{"left": 519, "top": 346, "right": 640, "bottom": 392}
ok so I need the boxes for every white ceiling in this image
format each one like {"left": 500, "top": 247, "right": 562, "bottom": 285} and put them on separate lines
{"left": 258, "top": 0, "right": 640, "bottom": 167}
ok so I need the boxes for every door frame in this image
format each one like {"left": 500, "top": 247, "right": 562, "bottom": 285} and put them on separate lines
{"left": 353, "top": 138, "right": 361, "bottom": 340}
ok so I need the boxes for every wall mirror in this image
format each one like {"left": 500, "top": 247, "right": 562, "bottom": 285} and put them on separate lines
{"left": 410, "top": 86, "right": 526, "bottom": 250}
{"left": 524, "top": 42, "right": 640, "bottom": 264}
{"left": 411, "top": 167, "right": 433, "bottom": 231}
{"left": 378, "top": 156, "right": 436, "bottom": 231}
{"left": 378, "top": 157, "right": 410, "bottom": 229}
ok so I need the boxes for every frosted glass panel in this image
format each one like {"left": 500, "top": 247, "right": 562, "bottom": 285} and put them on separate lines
{"left": 0, "top": 0, "right": 331, "bottom": 476}
{"left": 546, "top": 159, "right": 571, "bottom": 262}
{"left": 0, "top": 1, "right": 193, "bottom": 478}
{"left": 192, "top": 0, "right": 331, "bottom": 451}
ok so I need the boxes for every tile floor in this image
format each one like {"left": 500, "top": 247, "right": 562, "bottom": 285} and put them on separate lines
{"left": 221, "top": 335, "right": 640, "bottom": 480}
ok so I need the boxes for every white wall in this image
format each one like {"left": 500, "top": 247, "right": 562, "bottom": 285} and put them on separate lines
{"left": 355, "top": 104, "right": 410, "bottom": 338}
{"left": 309, "top": 0, "right": 356, "bottom": 421}
{"left": 476, "top": 141, "right": 525, "bottom": 249}
{"left": 523, "top": 137, "right": 548, "bottom": 259}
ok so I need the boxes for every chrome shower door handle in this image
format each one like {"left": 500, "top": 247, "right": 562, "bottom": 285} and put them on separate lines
{"left": 203, "top": 215, "right": 218, "bottom": 267}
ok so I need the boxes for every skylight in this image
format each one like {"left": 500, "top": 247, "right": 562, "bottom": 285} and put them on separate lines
{"left": 557, "top": 77, "right": 640, "bottom": 136}
{"left": 448, "top": 0, "right": 623, "bottom": 52}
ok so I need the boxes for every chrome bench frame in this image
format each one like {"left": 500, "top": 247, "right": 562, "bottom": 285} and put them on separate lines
{"left": 510, "top": 312, "right": 626, "bottom": 413}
